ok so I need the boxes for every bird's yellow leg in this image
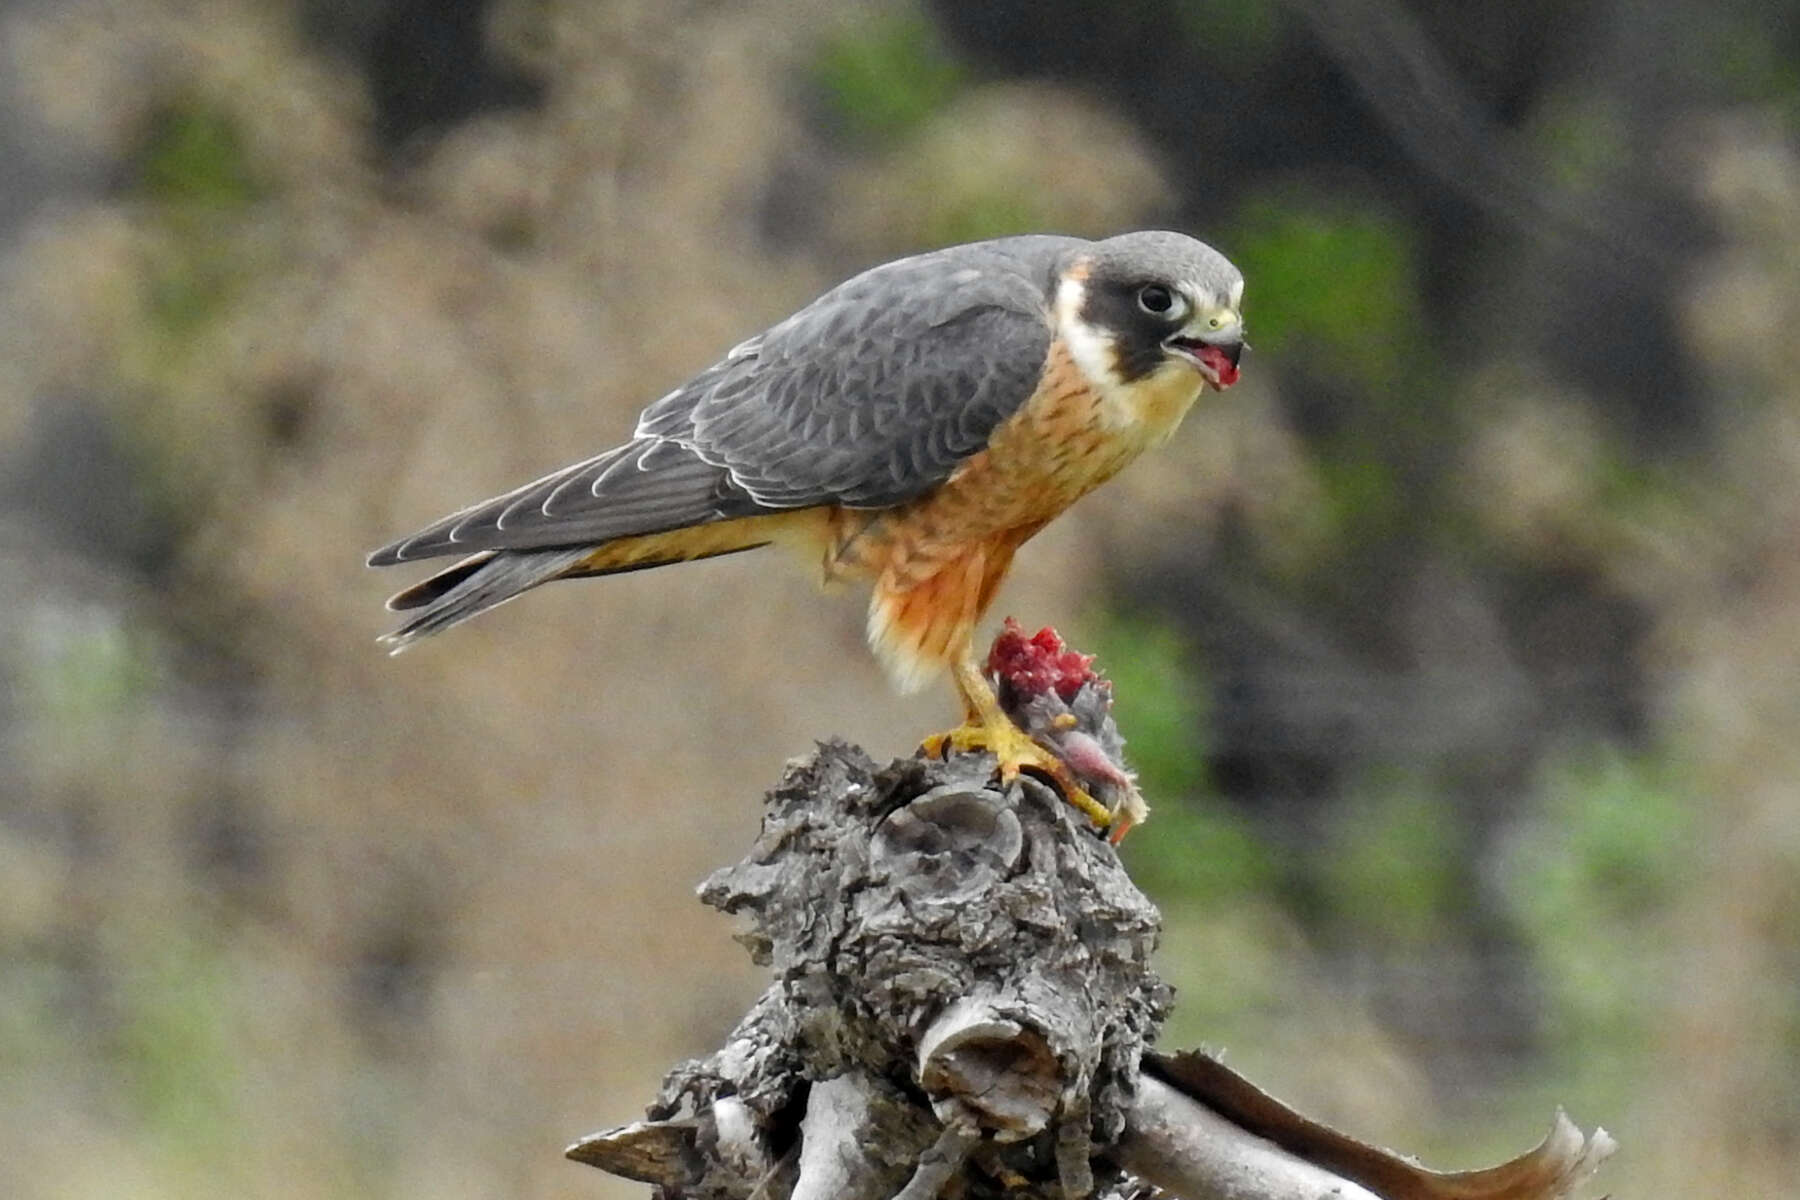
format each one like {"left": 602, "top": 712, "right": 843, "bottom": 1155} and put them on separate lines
{"left": 921, "top": 648, "right": 1116, "bottom": 831}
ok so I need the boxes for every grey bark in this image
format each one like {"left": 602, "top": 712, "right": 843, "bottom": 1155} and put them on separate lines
{"left": 567, "top": 741, "right": 1612, "bottom": 1200}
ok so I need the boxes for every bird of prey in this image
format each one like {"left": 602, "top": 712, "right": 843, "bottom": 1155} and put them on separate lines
{"left": 369, "top": 231, "right": 1244, "bottom": 833}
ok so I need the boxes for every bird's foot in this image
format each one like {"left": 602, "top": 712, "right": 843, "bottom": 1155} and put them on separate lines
{"left": 921, "top": 717, "right": 1120, "bottom": 834}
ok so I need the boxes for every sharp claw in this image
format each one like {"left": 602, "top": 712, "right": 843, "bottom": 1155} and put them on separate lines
{"left": 1054, "top": 779, "right": 1117, "bottom": 829}
{"left": 923, "top": 721, "right": 1118, "bottom": 835}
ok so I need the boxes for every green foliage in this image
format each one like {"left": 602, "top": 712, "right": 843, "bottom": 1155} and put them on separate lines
{"left": 141, "top": 231, "right": 243, "bottom": 340}
{"left": 1125, "top": 799, "right": 1278, "bottom": 910}
{"left": 812, "top": 11, "right": 964, "bottom": 145}
{"left": 17, "top": 608, "right": 159, "bottom": 728}
{"left": 1086, "top": 609, "right": 1281, "bottom": 1040}
{"left": 1534, "top": 93, "right": 1630, "bottom": 195}
{"left": 108, "top": 98, "right": 279, "bottom": 534}
{"left": 1229, "top": 192, "right": 1421, "bottom": 387}
{"left": 1707, "top": 13, "right": 1800, "bottom": 113}
{"left": 132, "top": 101, "right": 264, "bottom": 341}
{"left": 1319, "top": 770, "right": 1464, "bottom": 943}
{"left": 1226, "top": 189, "right": 1443, "bottom": 574}
{"left": 1505, "top": 749, "right": 1695, "bottom": 1044}
{"left": 1094, "top": 612, "right": 1210, "bottom": 799}
{"left": 1093, "top": 612, "right": 1278, "bottom": 904}
{"left": 1172, "top": 0, "right": 1284, "bottom": 64}
{"left": 110, "top": 935, "right": 242, "bottom": 1154}
{"left": 1515, "top": 750, "right": 1694, "bottom": 926}
{"left": 140, "top": 101, "right": 261, "bottom": 212}
{"left": 1310, "top": 453, "right": 1405, "bottom": 555}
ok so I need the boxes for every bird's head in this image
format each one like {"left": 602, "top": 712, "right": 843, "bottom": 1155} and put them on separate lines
{"left": 1060, "top": 231, "right": 1246, "bottom": 391}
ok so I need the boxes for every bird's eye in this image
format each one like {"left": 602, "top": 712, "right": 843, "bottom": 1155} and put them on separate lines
{"left": 1136, "top": 284, "right": 1186, "bottom": 319}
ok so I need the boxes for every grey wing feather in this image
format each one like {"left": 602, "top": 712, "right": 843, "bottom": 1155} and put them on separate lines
{"left": 366, "top": 438, "right": 759, "bottom": 565}
{"left": 367, "top": 234, "right": 1082, "bottom": 567}
{"left": 376, "top": 548, "right": 591, "bottom": 649}
{"left": 637, "top": 236, "right": 1079, "bottom": 509}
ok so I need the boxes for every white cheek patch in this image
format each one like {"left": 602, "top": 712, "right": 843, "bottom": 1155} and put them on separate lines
{"left": 1054, "top": 271, "right": 1206, "bottom": 439}
{"left": 1054, "top": 274, "right": 1121, "bottom": 393}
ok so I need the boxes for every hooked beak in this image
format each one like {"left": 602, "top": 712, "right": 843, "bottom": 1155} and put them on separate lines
{"left": 1164, "top": 323, "right": 1246, "bottom": 390}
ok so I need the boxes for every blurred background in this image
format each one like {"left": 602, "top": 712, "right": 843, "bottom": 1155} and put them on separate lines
{"left": 2, "top": 0, "right": 1796, "bottom": 1196}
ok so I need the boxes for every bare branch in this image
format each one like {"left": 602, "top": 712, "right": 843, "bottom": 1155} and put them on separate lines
{"left": 1117, "top": 1074, "right": 1384, "bottom": 1200}
{"left": 1144, "top": 1050, "right": 1616, "bottom": 1200}
{"left": 567, "top": 742, "right": 1613, "bottom": 1200}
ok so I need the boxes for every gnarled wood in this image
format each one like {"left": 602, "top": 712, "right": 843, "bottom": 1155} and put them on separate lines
{"left": 568, "top": 742, "right": 1612, "bottom": 1200}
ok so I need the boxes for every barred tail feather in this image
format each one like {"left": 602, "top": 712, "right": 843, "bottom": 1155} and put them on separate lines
{"left": 375, "top": 513, "right": 808, "bottom": 652}
{"left": 378, "top": 549, "right": 592, "bottom": 653}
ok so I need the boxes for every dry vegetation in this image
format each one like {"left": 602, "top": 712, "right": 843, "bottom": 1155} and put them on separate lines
{"left": 0, "top": 2, "right": 1795, "bottom": 1198}
{"left": 0, "top": 4, "right": 1188, "bottom": 1197}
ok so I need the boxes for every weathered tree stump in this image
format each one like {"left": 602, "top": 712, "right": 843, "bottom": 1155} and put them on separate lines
{"left": 567, "top": 741, "right": 1613, "bottom": 1200}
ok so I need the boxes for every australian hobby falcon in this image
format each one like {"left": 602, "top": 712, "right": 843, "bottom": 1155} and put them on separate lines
{"left": 368, "top": 231, "right": 1246, "bottom": 833}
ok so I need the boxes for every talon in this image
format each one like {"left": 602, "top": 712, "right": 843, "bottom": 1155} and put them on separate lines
{"left": 1055, "top": 776, "right": 1118, "bottom": 830}
{"left": 920, "top": 715, "right": 1116, "bottom": 834}
{"left": 923, "top": 643, "right": 1126, "bottom": 837}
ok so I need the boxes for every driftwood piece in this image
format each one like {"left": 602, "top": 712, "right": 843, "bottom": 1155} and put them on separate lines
{"left": 568, "top": 741, "right": 1613, "bottom": 1200}
{"left": 1138, "top": 1052, "right": 1616, "bottom": 1200}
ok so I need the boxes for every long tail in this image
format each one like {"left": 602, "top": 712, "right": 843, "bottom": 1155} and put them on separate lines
{"left": 375, "top": 518, "right": 790, "bottom": 653}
